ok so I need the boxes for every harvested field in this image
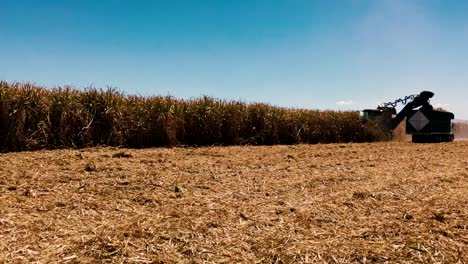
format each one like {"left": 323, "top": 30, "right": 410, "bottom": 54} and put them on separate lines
{"left": 0, "top": 142, "right": 467, "bottom": 263}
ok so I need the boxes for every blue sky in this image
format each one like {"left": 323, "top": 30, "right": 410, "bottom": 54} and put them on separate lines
{"left": 1, "top": 0, "right": 468, "bottom": 119}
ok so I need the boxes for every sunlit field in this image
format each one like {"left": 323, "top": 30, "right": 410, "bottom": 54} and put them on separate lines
{"left": 1, "top": 142, "right": 467, "bottom": 263}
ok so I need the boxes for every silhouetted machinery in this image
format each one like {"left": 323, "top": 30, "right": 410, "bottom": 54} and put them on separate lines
{"left": 363, "top": 91, "right": 454, "bottom": 143}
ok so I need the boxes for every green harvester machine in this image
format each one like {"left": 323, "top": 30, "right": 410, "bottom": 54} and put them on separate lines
{"left": 363, "top": 91, "right": 455, "bottom": 143}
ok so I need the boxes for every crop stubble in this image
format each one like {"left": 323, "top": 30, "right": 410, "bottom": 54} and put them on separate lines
{"left": 0, "top": 142, "right": 467, "bottom": 263}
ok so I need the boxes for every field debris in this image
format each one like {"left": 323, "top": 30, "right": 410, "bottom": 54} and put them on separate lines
{"left": 112, "top": 152, "right": 133, "bottom": 158}
{"left": 0, "top": 142, "right": 467, "bottom": 263}
{"left": 84, "top": 163, "right": 97, "bottom": 172}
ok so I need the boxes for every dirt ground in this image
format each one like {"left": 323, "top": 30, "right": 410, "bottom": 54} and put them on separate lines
{"left": 0, "top": 142, "right": 467, "bottom": 263}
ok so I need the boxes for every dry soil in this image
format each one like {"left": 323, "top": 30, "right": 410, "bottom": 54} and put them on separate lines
{"left": 0, "top": 142, "right": 467, "bottom": 263}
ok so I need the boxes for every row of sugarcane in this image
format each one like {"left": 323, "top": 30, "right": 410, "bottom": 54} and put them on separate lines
{"left": 0, "top": 81, "right": 387, "bottom": 152}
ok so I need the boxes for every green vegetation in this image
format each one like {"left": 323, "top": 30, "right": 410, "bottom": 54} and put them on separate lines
{"left": 0, "top": 81, "right": 386, "bottom": 152}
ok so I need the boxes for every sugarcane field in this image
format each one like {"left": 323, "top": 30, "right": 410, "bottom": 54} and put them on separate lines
{"left": 3, "top": 1, "right": 468, "bottom": 263}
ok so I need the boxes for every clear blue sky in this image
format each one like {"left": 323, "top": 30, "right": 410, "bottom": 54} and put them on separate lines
{"left": 1, "top": 0, "right": 468, "bottom": 119}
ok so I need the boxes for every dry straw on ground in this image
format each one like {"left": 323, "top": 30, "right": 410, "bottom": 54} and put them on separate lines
{"left": 1, "top": 142, "right": 467, "bottom": 263}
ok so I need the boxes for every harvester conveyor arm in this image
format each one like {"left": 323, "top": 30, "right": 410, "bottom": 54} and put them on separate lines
{"left": 391, "top": 91, "right": 434, "bottom": 130}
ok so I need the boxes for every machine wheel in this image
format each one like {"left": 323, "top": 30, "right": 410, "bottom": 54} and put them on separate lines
{"left": 412, "top": 134, "right": 454, "bottom": 143}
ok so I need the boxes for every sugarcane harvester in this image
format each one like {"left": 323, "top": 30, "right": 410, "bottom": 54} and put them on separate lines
{"left": 363, "top": 91, "right": 455, "bottom": 143}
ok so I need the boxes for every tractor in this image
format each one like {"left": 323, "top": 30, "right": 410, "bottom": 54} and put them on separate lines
{"left": 363, "top": 91, "right": 455, "bottom": 143}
